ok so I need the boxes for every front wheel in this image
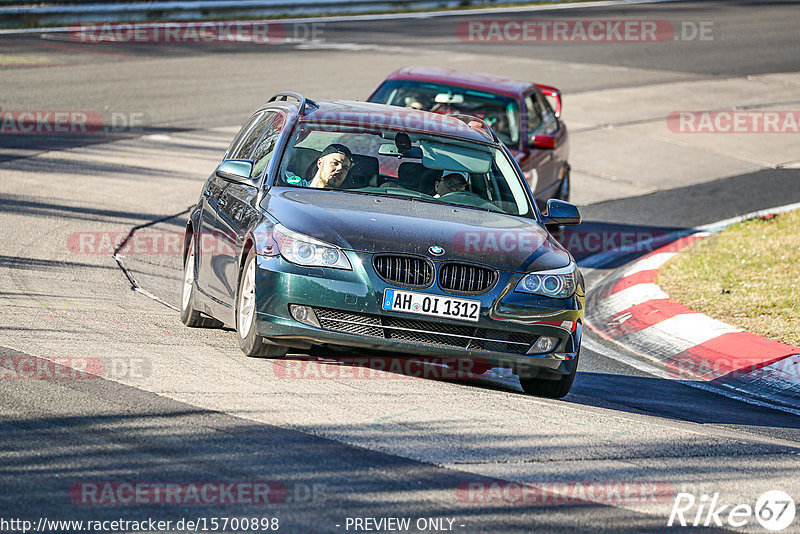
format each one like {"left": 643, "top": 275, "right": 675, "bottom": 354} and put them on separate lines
{"left": 519, "top": 349, "right": 579, "bottom": 399}
{"left": 236, "top": 249, "right": 288, "bottom": 358}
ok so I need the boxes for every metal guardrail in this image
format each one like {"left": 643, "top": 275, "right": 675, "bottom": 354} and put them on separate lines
{"left": 0, "top": 0, "right": 504, "bottom": 28}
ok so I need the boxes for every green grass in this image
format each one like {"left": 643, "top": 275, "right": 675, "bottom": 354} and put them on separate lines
{"left": 658, "top": 210, "right": 800, "bottom": 346}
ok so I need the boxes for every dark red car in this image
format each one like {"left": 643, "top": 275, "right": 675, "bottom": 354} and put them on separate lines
{"left": 368, "top": 66, "right": 569, "bottom": 209}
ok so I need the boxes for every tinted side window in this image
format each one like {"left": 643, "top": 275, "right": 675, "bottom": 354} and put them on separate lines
{"left": 225, "top": 112, "right": 263, "bottom": 159}
{"left": 525, "top": 94, "right": 543, "bottom": 136}
{"left": 250, "top": 114, "right": 286, "bottom": 178}
{"left": 233, "top": 111, "right": 275, "bottom": 160}
{"left": 525, "top": 92, "right": 558, "bottom": 138}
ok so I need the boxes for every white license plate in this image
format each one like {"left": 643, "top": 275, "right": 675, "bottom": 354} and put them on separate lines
{"left": 382, "top": 289, "right": 480, "bottom": 322}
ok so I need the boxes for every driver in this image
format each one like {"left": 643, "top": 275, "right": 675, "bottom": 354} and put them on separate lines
{"left": 404, "top": 93, "right": 426, "bottom": 110}
{"left": 308, "top": 143, "right": 353, "bottom": 189}
{"left": 434, "top": 172, "right": 467, "bottom": 197}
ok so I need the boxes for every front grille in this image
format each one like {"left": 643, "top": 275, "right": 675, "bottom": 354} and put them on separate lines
{"left": 384, "top": 317, "right": 476, "bottom": 347}
{"left": 373, "top": 254, "right": 433, "bottom": 288}
{"left": 313, "top": 307, "right": 537, "bottom": 354}
{"left": 316, "top": 309, "right": 383, "bottom": 338}
{"left": 439, "top": 263, "right": 498, "bottom": 293}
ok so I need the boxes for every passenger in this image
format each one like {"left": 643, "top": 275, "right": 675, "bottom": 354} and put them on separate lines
{"left": 434, "top": 172, "right": 467, "bottom": 197}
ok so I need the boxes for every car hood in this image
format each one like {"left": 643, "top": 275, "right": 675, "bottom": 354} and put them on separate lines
{"left": 263, "top": 188, "right": 572, "bottom": 272}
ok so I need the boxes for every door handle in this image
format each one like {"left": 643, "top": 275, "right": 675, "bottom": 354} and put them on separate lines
{"left": 218, "top": 198, "right": 228, "bottom": 207}
{"left": 203, "top": 188, "right": 212, "bottom": 197}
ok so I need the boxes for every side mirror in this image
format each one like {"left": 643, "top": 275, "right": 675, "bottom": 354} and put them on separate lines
{"left": 543, "top": 199, "right": 581, "bottom": 228}
{"left": 530, "top": 135, "right": 557, "bottom": 150}
{"left": 216, "top": 159, "right": 254, "bottom": 184}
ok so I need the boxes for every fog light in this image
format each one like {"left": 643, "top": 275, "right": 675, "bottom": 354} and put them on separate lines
{"left": 290, "top": 305, "right": 320, "bottom": 328}
{"left": 531, "top": 336, "right": 558, "bottom": 354}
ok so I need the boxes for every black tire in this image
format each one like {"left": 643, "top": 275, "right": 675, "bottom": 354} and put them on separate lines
{"left": 181, "top": 234, "right": 223, "bottom": 328}
{"left": 236, "top": 248, "right": 288, "bottom": 358}
{"left": 519, "top": 349, "right": 579, "bottom": 399}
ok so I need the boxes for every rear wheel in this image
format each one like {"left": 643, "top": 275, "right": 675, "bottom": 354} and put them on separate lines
{"left": 236, "top": 248, "right": 288, "bottom": 358}
{"left": 519, "top": 349, "right": 579, "bottom": 399}
{"left": 181, "top": 235, "right": 223, "bottom": 328}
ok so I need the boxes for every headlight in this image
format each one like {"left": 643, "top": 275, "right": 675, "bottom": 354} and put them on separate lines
{"left": 272, "top": 224, "right": 352, "bottom": 270}
{"left": 515, "top": 263, "right": 577, "bottom": 299}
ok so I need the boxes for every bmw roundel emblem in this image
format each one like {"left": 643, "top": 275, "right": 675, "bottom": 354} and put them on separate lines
{"left": 429, "top": 245, "right": 444, "bottom": 256}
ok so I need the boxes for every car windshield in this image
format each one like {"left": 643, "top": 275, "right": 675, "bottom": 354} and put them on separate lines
{"left": 369, "top": 80, "right": 520, "bottom": 147}
{"left": 275, "top": 121, "right": 532, "bottom": 217}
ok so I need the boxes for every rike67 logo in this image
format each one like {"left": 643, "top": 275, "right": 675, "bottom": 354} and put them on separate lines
{"left": 669, "top": 490, "right": 796, "bottom": 531}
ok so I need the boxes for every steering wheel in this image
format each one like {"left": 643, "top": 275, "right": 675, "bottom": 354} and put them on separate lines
{"left": 437, "top": 190, "right": 499, "bottom": 210}
{"left": 438, "top": 190, "right": 481, "bottom": 200}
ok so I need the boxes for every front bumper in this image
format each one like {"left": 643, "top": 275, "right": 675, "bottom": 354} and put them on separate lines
{"left": 253, "top": 251, "right": 584, "bottom": 375}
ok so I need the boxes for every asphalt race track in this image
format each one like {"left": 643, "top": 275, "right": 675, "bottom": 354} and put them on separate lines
{"left": 1, "top": 1, "right": 800, "bottom": 532}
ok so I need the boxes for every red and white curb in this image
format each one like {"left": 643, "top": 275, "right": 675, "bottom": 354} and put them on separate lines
{"left": 586, "top": 225, "right": 800, "bottom": 408}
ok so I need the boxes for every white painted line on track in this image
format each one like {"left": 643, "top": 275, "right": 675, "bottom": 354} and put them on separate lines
{"left": 648, "top": 313, "right": 743, "bottom": 344}
{"left": 621, "top": 252, "right": 676, "bottom": 276}
{"left": 621, "top": 313, "right": 742, "bottom": 355}
{"left": 598, "top": 283, "right": 668, "bottom": 310}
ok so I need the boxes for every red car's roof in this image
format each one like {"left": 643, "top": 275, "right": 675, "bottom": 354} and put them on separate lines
{"left": 382, "top": 66, "right": 534, "bottom": 99}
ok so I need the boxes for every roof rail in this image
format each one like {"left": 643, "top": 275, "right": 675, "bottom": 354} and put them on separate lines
{"left": 267, "top": 92, "right": 318, "bottom": 116}
{"left": 446, "top": 113, "right": 499, "bottom": 143}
